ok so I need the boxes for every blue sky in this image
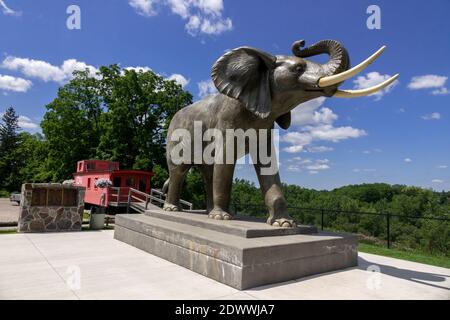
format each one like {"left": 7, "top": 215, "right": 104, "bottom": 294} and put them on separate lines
{"left": 0, "top": 0, "right": 449, "bottom": 191}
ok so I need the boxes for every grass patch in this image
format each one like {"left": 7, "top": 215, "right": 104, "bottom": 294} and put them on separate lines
{"left": 0, "top": 229, "right": 17, "bottom": 234}
{"left": 83, "top": 211, "right": 91, "bottom": 220}
{"left": 0, "top": 190, "right": 10, "bottom": 198}
{"left": 358, "top": 242, "right": 450, "bottom": 269}
{"left": 81, "top": 225, "right": 114, "bottom": 231}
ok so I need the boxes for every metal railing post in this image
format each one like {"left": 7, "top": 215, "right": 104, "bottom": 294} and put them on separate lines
{"left": 386, "top": 212, "right": 391, "bottom": 249}
{"left": 127, "top": 189, "right": 131, "bottom": 214}
{"left": 321, "top": 209, "right": 324, "bottom": 231}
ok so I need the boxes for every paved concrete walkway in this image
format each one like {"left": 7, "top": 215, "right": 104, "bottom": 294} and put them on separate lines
{"left": 0, "top": 198, "right": 19, "bottom": 224}
{"left": 0, "top": 230, "right": 448, "bottom": 300}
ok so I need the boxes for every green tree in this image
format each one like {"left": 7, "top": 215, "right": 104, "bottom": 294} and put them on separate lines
{"left": 41, "top": 69, "right": 103, "bottom": 181}
{"left": 151, "top": 163, "right": 169, "bottom": 189}
{"left": 96, "top": 66, "right": 192, "bottom": 171}
{"left": 0, "top": 107, "right": 22, "bottom": 191}
{"left": 16, "top": 132, "right": 50, "bottom": 182}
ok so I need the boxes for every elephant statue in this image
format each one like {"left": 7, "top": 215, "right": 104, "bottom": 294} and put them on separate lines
{"left": 163, "top": 39, "right": 398, "bottom": 228}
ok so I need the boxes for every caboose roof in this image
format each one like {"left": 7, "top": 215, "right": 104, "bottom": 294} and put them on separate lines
{"left": 73, "top": 169, "right": 153, "bottom": 176}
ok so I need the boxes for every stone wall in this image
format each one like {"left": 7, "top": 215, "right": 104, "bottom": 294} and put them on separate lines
{"left": 18, "top": 183, "right": 86, "bottom": 233}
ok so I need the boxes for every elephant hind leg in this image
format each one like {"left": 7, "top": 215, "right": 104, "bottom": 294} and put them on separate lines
{"left": 208, "top": 163, "right": 235, "bottom": 221}
{"left": 164, "top": 164, "right": 191, "bottom": 212}
{"left": 197, "top": 165, "right": 214, "bottom": 213}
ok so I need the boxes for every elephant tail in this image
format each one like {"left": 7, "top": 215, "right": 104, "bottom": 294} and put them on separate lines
{"left": 162, "top": 178, "right": 170, "bottom": 194}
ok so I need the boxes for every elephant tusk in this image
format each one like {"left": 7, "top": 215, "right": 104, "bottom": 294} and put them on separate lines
{"left": 318, "top": 46, "right": 386, "bottom": 88}
{"left": 333, "top": 74, "right": 399, "bottom": 98}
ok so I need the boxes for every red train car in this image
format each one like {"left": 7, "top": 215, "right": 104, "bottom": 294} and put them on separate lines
{"left": 73, "top": 160, "right": 153, "bottom": 211}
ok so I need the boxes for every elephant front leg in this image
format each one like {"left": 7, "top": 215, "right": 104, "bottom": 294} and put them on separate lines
{"left": 254, "top": 163, "right": 297, "bottom": 228}
{"left": 209, "top": 163, "right": 235, "bottom": 220}
{"left": 164, "top": 164, "right": 190, "bottom": 212}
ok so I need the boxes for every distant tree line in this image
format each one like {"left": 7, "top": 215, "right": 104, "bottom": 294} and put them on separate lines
{"left": 0, "top": 66, "right": 448, "bottom": 256}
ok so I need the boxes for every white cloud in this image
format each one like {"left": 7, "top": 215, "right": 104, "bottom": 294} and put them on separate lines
{"left": 283, "top": 145, "right": 304, "bottom": 153}
{"left": 307, "top": 125, "right": 366, "bottom": 142}
{"left": 18, "top": 116, "right": 38, "bottom": 129}
{"left": 306, "top": 163, "right": 330, "bottom": 171}
{"left": 168, "top": 73, "right": 190, "bottom": 88}
{"left": 404, "top": 158, "right": 412, "bottom": 163}
{"left": 2, "top": 57, "right": 189, "bottom": 90}
{"left": 306, "top": 146, "right": 334, "bottom": 153}
{"left": 198, "top": 79, "right": 217, "bottom": 97}
{"left": 61, "top": 59, "right": 100, "bottom": 80}
{"left": 194, "top": 16, "right": 232, "bottom": 35}
{"left": 129, "top": 0, "right": 233, "bottom": 36}
{"left": 291, "top": 98, "right": 330, "bottom": 126}
{"left": 437, "top": 165, "right": 447, "bottom": 169}
{"left": 0, "top": 0, "right": 21, "bottom": 16}
{"left": 292, "top": 105, "right": 337, "bottom": 126}
{"left": 352, "top": 72, "right": 398, "bottom": 100}
{"left": 353, "top": 168, "right": 376, "bottom": 173}
{"left": 0, "top": 74, "right": 32, "bottom": 92}
{"left": 0, "top": 112, "right": 39, "bottom": 130}
{"left": 408, "top": 75, "right": 447, "bottom": 89}
{"left": 125, "top": 67, "right": 189, "bottom": 88}
{"left": 408, "top": 75, "right": 449, "bottom": 95}
{"left": 286, "top": 157, "right": 330, "bottom": 174}
{"left": 432, "top": 87, "right": 449, "bottom": 95}
{"left": 362, "top": 148, "right": 382, "bottom": 155}
{"left": 421, "top": 112, "right": 441, "bottom": 120}
{"left": 432, "top": 179, "right": 444, "bottom": 184}
{"left": 283, "top": 98, "right": 366, "bottom": 153}
{"left": 286, "top": 165, "right": 301, "bottom": 172}
{"left": 1, "top": 56, "right": 99, "bottom": 84}
{"left": 128, "top": 0, "right": 158, "bottom": 16}
{"left": 282, "top": 132, "right": 312, "bottom": 147}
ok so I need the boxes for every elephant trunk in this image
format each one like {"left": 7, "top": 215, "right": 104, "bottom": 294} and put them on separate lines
{"left": 292, "top": 39, "right": 350, "bottom": 77}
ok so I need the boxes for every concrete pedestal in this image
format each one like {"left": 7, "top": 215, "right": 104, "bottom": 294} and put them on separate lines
{"left": 114, "top": 209, "right": 358, "bottom": 290}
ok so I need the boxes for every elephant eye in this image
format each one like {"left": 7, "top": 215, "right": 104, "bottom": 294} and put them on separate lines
{"left": 294, "top": 63, "right": 305, "bottom": 73}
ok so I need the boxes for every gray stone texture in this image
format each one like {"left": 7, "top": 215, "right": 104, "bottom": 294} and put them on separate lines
{"left": 18, "top": 183, "right": 86, "bottom": 233}
{"left": 114, "top": 212, "right": 358, "bottom": 290}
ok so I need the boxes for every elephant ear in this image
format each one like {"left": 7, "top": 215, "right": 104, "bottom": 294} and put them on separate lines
{"left": 211, "top": 47, "right": 276, "bottom": 119}
{"left": 275, "top": 112, "right": 291, "bottom": 130}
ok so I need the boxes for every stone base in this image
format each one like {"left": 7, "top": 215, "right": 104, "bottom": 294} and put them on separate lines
{"left": 114, "top": 210, "right": 358, "bottom": 290}
{"left": 18, "top": 183, "right": 85, "bottom": 233}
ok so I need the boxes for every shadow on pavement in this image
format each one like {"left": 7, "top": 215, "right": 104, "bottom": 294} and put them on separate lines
{"left": 358, "top": 256, "right": 450, "bottom": 291}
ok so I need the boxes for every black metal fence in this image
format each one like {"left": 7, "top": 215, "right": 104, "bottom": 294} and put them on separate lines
{"left": 232, "top": 201, "right": 450, "bottom": 251}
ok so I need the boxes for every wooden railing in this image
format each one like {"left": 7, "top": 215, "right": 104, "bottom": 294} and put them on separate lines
{"left": 149, "top": 188, "right": 193, "bottom": 210}
{"left": 108, "top": 187, "right": 129, "bottom": 204}
{"left": 126, "top": 188, "right": 193, "bottom": 213}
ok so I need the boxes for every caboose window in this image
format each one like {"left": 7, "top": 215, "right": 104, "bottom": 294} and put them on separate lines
{"left": 87, "top": 162, "right": 95, "bottom": 170}
{"left": 126, "top": 177, "right": 135, "bottom": 187}
{"left": 139, "top": 178, "right": 146, "bottom": 192}
{"left": 113, "top": 177, "right": 121, "bottom": 187}
{"left": 87, "top": 178, "right": 91, "bottom": 189}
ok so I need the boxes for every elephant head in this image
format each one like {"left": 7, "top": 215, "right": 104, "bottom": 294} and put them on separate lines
{"left": 212, "top": 39, "right": 398, "bottom": 129}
